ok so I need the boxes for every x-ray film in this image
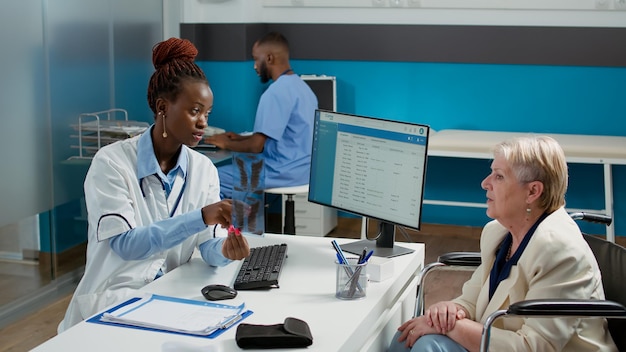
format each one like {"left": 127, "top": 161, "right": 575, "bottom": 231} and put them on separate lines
{"left": 231, "top": 152, "right": 265, "bottom": 235}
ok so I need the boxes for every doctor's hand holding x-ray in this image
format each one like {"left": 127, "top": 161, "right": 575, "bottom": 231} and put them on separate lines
{"left": 201, "top": 200, "right": 250, "bottom": 260}
{"left": 58, "top": 37, "right": 250, "bottom": 333}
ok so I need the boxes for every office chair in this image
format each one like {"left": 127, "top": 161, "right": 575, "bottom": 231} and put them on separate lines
{"left": 414, "top": 212, "right": 626, "bottom": 351}
{"left": 264, "top": 184, "right": 309, "bottom": 235}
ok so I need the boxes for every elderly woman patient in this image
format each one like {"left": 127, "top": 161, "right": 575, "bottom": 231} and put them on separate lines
{"left": 389, "top": 136, "right": 617, "bottom": 352}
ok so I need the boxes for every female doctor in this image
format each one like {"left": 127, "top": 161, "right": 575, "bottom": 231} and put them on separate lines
{"left": 58, "top": 37, "right": 250, "bottom": 332}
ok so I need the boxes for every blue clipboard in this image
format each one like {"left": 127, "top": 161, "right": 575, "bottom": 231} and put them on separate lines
{"left": 86, "top": 295, "right": 253, "bottom": 339}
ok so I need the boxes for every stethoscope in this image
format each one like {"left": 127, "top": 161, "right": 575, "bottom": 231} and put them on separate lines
{"left": 168, "top": 175, "right": 187, "bottom": 218}
{"left": 140, "top": 169, "right": 187, "bottom": 218}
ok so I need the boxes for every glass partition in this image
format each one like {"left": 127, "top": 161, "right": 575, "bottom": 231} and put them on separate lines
{"left": 0, "top": 0, "right": 163, "bottom": 328}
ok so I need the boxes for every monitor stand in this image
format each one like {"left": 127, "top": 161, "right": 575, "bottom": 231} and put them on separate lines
{"left": 340, "top": 222, "right": 414, "bottom": 258}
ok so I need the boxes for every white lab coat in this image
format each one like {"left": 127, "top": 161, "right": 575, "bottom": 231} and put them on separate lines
{"left": 58, "top": 134, "right": 227, "bottom": 332}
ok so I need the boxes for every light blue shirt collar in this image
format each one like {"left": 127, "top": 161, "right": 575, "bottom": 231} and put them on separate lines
{"left": 137, "top": 125, "right": 189, "bottom": 183}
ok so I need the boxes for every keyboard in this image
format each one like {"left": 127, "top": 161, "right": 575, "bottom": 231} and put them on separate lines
{"left": 234, "top": 243, "right": 288, "bottom": 290}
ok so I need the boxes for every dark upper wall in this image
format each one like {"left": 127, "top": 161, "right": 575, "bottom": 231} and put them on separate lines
{"left": 182, "top": 23, "right": 626, "bottom": 67}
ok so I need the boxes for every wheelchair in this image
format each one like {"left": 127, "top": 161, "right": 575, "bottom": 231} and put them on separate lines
{"left": 414, "top": 212, "right": 626, "bottom": 352}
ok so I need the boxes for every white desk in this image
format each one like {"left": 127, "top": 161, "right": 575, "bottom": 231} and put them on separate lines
{"left": 428, "top": 129, "right": 626, "bottom": 241}
{"left": 33, "top": 235, "right": 424, "bottom": 352}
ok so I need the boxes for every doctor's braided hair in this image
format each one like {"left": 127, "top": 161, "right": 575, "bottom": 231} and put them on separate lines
{"left": 147, "top": 37, "right": 207, "bottom": 115}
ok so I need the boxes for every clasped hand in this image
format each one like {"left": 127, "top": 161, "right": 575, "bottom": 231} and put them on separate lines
{"left": 397, "top": 301, "right": 466, "bottom": 348}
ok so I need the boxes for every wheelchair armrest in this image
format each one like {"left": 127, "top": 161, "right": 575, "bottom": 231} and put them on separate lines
{"left": 415, "top": 252, "right": 481, "bottom": 317}
{"left": 481, "top": 299, "right": 626, "bottom": 352}
{"left": 438, "top": 252, "right": 482, "bottom": 267}
{"left": 569, "top": 212, "right": 613, "bottom": 226}
{"left": 507, "top": 299, "right": 626, "bottom": 317}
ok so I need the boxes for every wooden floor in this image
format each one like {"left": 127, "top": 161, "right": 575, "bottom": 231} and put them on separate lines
{"left": 0, "top": 218, "right": 481, "bottom": 352}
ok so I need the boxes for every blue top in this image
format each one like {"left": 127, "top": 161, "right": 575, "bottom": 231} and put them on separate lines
{"left": 253, "top": 74, "right": 318, "bottom": 189}
{"left": 489, "top": 212, "right": 549, "bottom": 299}
{"left": 109, "top": 127, "right": 225, "bottom": 263}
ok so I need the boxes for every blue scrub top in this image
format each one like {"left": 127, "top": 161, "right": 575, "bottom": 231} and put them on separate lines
{"left": 253, "top": 73, "right": 318, "bottom": 188}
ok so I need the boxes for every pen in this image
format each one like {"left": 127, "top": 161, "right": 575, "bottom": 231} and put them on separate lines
{"left": 346, "top": 249, "right": 374, "bottom": 296}
{"left": 346, "top": 249, "right": 368, "bottom": 296}
{"left": 331, "top": 240, "right": 364, "bottom": 294}
{"left": 331, "top": 240, "right": 350, "bottom": 268}
{"left": 331, "top": 240, "right": 352, "bottom": 278}
{"left": 347, "top": 265, "right": 364, "bottom": 297}
{"left": 220, "top": 313, "right": 244, "bottom": 329}
{"left": 362, "top": 250, "right": 374, "bottom": 263}
{"left": 358, "top": 247, "right": 367, "bottom": 264}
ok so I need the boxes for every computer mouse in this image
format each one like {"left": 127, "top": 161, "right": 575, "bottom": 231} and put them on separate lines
{"left": 201, "top": 284, "right": 237, "bottom": 301}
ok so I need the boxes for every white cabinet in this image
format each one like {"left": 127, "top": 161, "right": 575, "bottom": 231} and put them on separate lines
{"left": 280, "top": 193, "right": 338, "bottom": 236}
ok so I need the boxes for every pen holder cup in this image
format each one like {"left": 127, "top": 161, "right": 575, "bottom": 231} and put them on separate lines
{"left": 335, "top": 258, "right": 368, "bottom": 300}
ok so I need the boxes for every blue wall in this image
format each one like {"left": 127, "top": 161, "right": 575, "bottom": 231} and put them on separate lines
{"left": 200, "top": 59, "right": 626, "bottom": 236}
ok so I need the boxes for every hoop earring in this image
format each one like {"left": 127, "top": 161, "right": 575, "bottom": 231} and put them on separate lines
{"left": 162, "top": 114, "right": 167, "bottom": 138}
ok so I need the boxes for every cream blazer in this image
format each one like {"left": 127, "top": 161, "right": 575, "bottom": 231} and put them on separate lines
{"left": 453, "top": 207, "right": 617, "bottom": 351}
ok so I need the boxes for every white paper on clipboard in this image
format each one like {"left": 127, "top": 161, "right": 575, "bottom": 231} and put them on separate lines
{"left": 101, "top": 294, "right": 245, "bottom": 336}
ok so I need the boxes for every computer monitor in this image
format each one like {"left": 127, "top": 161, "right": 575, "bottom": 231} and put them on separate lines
{"left": 308, "top": 110, "right": 430, "bottom": 258}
